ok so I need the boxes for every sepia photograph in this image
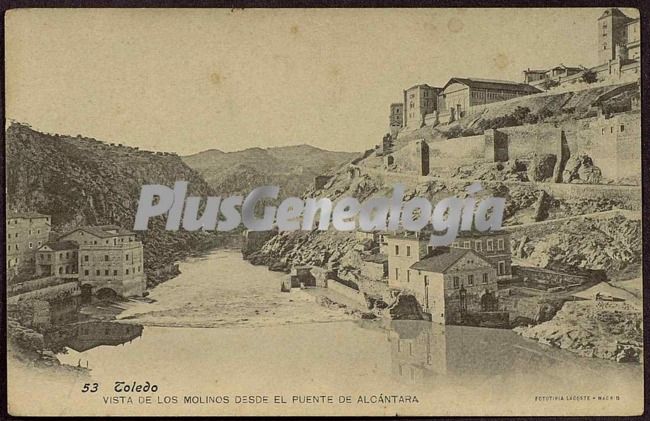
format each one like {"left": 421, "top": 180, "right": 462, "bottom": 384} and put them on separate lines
{"left": 3, "top": 6, "right": 644, "bottom": 416}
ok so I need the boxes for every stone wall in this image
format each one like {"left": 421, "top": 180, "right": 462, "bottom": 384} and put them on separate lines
{"left": 389, "top": 140, "right": 430, "bottom": 175}
{"left": 428, "top": 134, "right": 485, "bottom": 169}
{"left": 7, "top": 281, "right": 80, "bottom": 305}
{"left": 395, "top": 111, "right": 640, "bottom": 185}
{"left": 512, "top": 266, "right": 591, "bottom": 287}
{"left": 356, "top": 278, "right": 391, "bottom": 302}
{"left": 533, "top": 182, "right": 641, "bottom": 210}
{"left": 502, "top": 113, "right": 640, "bottom": 183}
{"left": 360, "top": 259, "right": 387, "bottom": 281}
{"left": 327, "top": 279, "right": 367, "bottom": 306}
{"left": 7, "top": 275, "right": 69, "bottom": 296}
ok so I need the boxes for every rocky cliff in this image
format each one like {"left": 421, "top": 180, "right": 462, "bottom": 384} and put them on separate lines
{"left": 514, "top": 299, "right": 642, "bottom": 363}
{"left": 249, "top": 151, "right": 641, "bottom": 285}
{"left": 5, "top": 122, "right": 222, "bottom": 286}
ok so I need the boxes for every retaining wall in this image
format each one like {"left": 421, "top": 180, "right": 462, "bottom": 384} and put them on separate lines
{"left": 327, "top": 279, "right": 367, "bottom": 306}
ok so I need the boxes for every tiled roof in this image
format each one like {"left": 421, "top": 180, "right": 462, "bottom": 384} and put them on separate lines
{"left": 443, "top": 77, "right": 541, "bottom": 94}
{"left": 524, "top": 69, "right": 547, "bottom": 74}
{"left": 456, "top": 230, "right": 508, "bottom": 239}
{"left": 65, "top": 224, "right": 134, "bottom": 238}
{"left": 40, "top": 240, "right": 79, "bottom": 251}
{"left": 7, "top": 211, "right": 49, "bottom": 219}
{"left": 406, "top": 83, "right": 442, "bottom": 91}
{"left": 598, "top": 8, "right": 632, "bottom": 21}
{"left": 409, "top": 247, "right": 471, "bottom": 273}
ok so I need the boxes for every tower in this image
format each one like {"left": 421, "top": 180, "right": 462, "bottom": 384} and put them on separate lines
{"left": 598, "top": 8, "right": 632, "bottom": 65}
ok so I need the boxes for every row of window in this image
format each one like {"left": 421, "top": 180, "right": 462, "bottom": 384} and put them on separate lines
{"left": 82, "top": 253, "right": 137, "bottom": 263}
{"left": 77, "top": 237, "right": 134, "bottom": 245}
{"left": 56, "top": 265, "right": 77, "bottom": 275}
{"left": 82, "top": 266, "right": 142, "bottom": 277}
{"left": 394, "top": 244, "right": 412, "bottom": 257}
{"left": 8, "top": 240, "right": 46, "bottom": 252}
{"left": 7, "top": 218, "right": 50, "bottom": 225}
{"left": 392, "top": 238, "right": 506, "bottom": 257}
{"left": 452, "top": 238, "right": 505, "bottom": 252}
{"left": 38, "top": 250, "right": 77, "bottom": 260}
{"left": 601, "top": 124, "right": 625, "bottom": 135}
{"left": 6, "top": 229, "right": 44, "bottom": 239}
{"left": 451, "top": 273, "right": 490, "bottom": 288}
{"left": 393, "top": 260, "right": 506, "bottom": 283}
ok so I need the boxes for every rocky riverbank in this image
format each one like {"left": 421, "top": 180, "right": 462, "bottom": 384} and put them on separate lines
{"left": 514, "top": 299, "right": 643, "bottom": 363}
{"left": 7, "top": 318, "right": 91, "bottom": 376}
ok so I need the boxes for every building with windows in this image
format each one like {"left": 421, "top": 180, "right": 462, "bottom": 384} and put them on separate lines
{"left": 35, "top": 241, "right": 79, "bottom": 277}
{"left": 409, "top": 247, "right": 497, "bottom": 324}
{"left": 385, "top": 230, "right": 509, "bottom": 324}
{"left": 598, "top": 8, "right": 640, "bottom": 65}
{"left": 57, "top": 225, "right": 146, "bottom": 298}
{"left": 402, "top": 84, "right": 442, "bottom": 130}
{"left": 389, "top": 103, "right": 404, "bottom": 135}
{"left": 452, "top": 231, "right": 512, "bottom": 280}
{"left": 437, "top": 78, "right": 540, "bottom": 123}
{"left": 523, "top": 8, "right": 640, "bottom": 88}
{"left": 386, "top": 231, "right": 431, "bottom": 289}
{"left": 523, "top": 65, "right": 585, "bottom": 89}
{"left": 6, "top": 212, "right": 51, "bottom": 277}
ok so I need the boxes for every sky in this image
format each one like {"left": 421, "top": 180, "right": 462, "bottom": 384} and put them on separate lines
{"left": 5, "top": 8, "right": 639, "bottom": 155}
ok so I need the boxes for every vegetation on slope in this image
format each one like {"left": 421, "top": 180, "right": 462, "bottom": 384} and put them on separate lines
{"left": 182, "top": 144, "right": 357, "bottom": 197}
{"left": 6, "top": 122, "right": 221, "bottom": 285}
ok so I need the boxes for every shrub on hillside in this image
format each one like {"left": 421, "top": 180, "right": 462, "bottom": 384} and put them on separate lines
{"left": 581, "top": 70, "right": 598, "bottom": 84}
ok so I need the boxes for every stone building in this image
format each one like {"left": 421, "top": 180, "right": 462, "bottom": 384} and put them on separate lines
{"left": 35, "top": 240, "right": 79, "bottom": 277}
{"left": 385, "top": 230, "right": 508, "bottom": 324}
{"left": 437, "top": 78, "right": 541, "bottom": 123}
{"left": 523, "top": 65, "right": 584, "bottom": 89}
{"left": 58, "top": 225, "right": 146, "bottom": 298}
{"left": 452, "top": 231, "right": 512, "bottom": 280}
{"left": 6, "top": 212, "right": 51, "bottom": 277}
{"left": 389, "top": 103, "right": 404, "bottom": 135}
{"left": 409, "top": 247, "right": 498, "bottom": 325}
{"left": 588, "top": 111, "right": 641, "bottom": 181}
{"left": 598, "top": 8, "right": 640, "bottom": 65}
{"left": 385, "top": 231, "right": 432, "bottom": 288}
{"left": 402, "top": 84, "right": 442, "bottom": 130}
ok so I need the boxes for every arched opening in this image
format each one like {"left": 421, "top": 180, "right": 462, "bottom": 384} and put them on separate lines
{"left": 96, "top": 287, "right": 119, "bottom": 302}
{"left": 480, "top": 290, "right": 498, "bottom": 312}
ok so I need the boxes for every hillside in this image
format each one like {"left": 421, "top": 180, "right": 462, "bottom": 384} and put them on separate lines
{"left": 249, "top": 140, "right": 641, "bottom": 283}
{"left": 182, "top": 144, "right": 357, "bottom": 197}
{"left": 5, "top": 122, "right": 222, "bottom": 285}
{"left": 397, "top": 81, "right": 638, "bottom": 143}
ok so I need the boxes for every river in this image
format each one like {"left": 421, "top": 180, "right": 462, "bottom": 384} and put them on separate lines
{"left": 9, "top": 250, "right": 643, "bottom": 416}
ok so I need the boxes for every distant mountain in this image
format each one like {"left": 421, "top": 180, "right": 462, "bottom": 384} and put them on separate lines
{"left": 5, "top": 122, "right": 221, "bottom": 285}
{"left": 182, "top": 144, "right": 357, "bottom": 197}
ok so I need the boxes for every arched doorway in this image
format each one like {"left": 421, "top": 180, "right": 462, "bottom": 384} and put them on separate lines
{"left": 96, "top": 287, "right": 119, "bottom": 302}
{"left": 480, "top": 290, "right": 498, "bottom": 312}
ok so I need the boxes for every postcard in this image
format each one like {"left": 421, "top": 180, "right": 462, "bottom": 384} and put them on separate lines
{"left": 4, "top": 7, "right": 643, "bottom": 416}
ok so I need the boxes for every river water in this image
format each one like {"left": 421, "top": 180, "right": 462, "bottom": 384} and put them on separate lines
{"left": 10, "top": 250, "right": 643, "bottom": 416}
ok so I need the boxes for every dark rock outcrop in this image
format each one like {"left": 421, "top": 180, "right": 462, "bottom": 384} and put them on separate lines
{"left": 527, "top": 153, "right": 557, "bottom": 182}
{"left": 386, "top": 294, "right": 427, "bottom": 320}
{"left": 564, "top": 154, "right": 603, "bottom": 184}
